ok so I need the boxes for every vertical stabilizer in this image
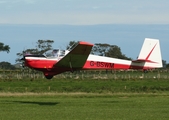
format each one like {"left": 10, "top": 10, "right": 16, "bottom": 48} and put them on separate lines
{"left": 137, "top": 38, "right": 162, "bottom": 68}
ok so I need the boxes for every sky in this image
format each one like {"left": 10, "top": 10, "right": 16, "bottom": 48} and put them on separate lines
{"left": 1, "top": 0, "right": 169, "bottom": 25}
{"left": 0, "top": 0, "right": 169, "bottom": 64}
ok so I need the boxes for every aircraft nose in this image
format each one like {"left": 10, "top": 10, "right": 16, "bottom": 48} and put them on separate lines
{"left": 21, "top": 54, "right": 27, "bottom": 61}
{"left": 20, "top": 56, "right": 25, "bottom": 61}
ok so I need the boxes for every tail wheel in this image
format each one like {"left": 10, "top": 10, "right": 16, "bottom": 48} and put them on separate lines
{"left": 45, "top": 75, "right": 53, "bottom": 79}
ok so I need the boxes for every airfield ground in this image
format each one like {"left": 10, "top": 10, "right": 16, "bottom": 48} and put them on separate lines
{"left": 0, "top": 92, "right": 169, "bottom": 120}
{"left": 0, "top": 70, "right": 169, "bottom": 119}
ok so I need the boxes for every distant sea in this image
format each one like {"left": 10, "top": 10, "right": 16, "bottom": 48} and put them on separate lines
{"left": 0, "top": 24, "right": 169, "bottom": 64}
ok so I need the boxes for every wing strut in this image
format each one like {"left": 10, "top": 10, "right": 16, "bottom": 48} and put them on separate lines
{"left": 69, "top": 61, "right": 74, "bottom": 73}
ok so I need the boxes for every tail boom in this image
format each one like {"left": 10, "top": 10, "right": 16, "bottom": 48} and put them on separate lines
{"left": 83, "top": 38, "right": 163, "bottom": 70}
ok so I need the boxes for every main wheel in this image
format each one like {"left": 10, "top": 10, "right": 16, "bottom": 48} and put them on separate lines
{"left": 45, "top": 75, "right": 53, "bottom": 79}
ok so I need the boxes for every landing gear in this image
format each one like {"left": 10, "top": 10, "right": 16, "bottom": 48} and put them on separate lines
{"left": 143, "top": 69, "right": 148, "bottom": 73}
{"left": 45, "top": 75, "right": 53, "bottom": 79}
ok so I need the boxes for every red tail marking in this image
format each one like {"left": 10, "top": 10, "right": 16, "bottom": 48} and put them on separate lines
{"left": 145, "top": 43, "right": 157, "bottom": 61}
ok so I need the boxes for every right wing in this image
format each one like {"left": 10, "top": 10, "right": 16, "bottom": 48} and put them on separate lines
{"left": 55, "top": 41, "right": 94, "bottom": 69}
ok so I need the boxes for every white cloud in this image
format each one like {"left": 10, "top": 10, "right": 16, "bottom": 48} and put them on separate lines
{"left": 0, "top": 0, "right": 169, "bottom": 25}
{"left": 3, "top": 11, "right": 168, "bottom": 25}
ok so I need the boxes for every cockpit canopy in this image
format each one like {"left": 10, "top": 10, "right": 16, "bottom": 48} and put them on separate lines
{"left": 44, "top": 49, "right": 69, "bottom": 58}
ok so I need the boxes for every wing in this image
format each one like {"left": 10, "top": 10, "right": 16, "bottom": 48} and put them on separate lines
{"left": 55, "top": 41, "right": 93, "bottom": 69}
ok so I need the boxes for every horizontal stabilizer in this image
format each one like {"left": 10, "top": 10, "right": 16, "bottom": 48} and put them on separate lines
{"left": 132, "top": 59, "right": 157, "bottom": 63}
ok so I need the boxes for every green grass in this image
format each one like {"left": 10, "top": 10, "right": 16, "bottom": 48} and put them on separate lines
{"left": 0, "top": 78, "right": 169, "bottom": 93}
{"left": 0, "top": 73, "right": 169, "bottom": 119}
{"left": 0, "top": 93, "right": 169, "bottom": 120}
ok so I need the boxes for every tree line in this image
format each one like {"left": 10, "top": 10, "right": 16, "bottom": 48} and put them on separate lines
{"left": 0, "top": 40, "right": 169, "bottom": 70}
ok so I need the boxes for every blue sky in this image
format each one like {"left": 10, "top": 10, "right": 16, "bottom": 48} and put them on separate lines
{"left": 0, "top": 0, "right": 169, "bottom": 25}
{"left": 0, "top": 0, "right": 169, "bottom": 64}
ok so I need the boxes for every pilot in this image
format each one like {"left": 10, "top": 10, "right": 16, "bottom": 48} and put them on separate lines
{"left": 52, "top": 49, "right": 59, "bottom": 57}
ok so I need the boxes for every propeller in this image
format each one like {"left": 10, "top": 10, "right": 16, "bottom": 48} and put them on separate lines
{"left": 20, "top": 50, "right": 31, "bottom": 68}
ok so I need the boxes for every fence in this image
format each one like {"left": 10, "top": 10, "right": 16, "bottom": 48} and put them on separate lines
{"left": 0, "top": 69, "right": 169, "bottom": 80}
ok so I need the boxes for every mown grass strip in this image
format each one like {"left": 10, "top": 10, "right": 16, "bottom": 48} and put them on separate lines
{"left": 0, "top": 93, "right": 169, "bottom": 120}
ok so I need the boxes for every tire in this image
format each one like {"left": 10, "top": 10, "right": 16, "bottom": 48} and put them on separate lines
{"left": 45, "top": 75, "right": 53, "bottom": 79}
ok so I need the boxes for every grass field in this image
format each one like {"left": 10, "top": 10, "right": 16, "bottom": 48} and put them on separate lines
{"left": 0, "top": 78, "right": 169, "bottom": 93}
{"left": 0, "top": 93, "right": 169, "bottom": 120}
{"left": 0, "top": 70, "right": 169, "bottom": 120}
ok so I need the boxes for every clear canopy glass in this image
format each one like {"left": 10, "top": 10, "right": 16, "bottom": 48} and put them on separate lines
{"left": 44, "top": 49, "right": 67, "bottom": 58}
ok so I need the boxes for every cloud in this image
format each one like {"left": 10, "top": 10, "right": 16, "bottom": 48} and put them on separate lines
{"left": 0, "top": 0, "right": 169, "bottom": 25}
{"left": 4, "top": 11, "right": 168, "bottom": 25}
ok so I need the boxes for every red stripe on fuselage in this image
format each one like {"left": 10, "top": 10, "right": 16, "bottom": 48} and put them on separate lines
{"left": 83, "top": 60, "right": 155, "bottom": 70}
{"left": 83, "top": 61, "right": 130, "bottom": 70}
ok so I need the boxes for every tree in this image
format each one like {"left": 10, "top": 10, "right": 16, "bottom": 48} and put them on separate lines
{"left": 0, "top": 62, "right": 16, "bottom": 70}
{"left": 16, "top": 40, "right": 54, "bottom": 63}
{"left": 91, "top": 43, "right": 110, "bottom": 56}
{"left": 91, "top": 43, "right": 131, "bottom": 60}
{"left": 163, "top": 60, "right": 167, "bottom": 68}
{"left": 105, "top": 45, "right": 131, "bottom": 60}
{"left": 66, "top": 41, "right": 131, "bottom": 60}
{"left": 166, "top": 63, "right": 169, "bottom": 68}
{"left": 36, "top": 40, "right": 54, "bottom": 54}
{"left": 66, "top": 41, "right": 78, "bottom": 50}
{"left": 0, "top": 42, "right": 10, "bottom": 53}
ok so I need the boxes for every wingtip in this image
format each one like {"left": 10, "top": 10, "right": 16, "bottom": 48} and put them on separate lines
{"left": 79, "top": 41, "right": 94, "bottom": 46}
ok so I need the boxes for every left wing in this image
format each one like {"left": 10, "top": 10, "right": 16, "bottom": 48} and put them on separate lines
{"left": 54, "top": 41, "right": 93, "bottom": 69}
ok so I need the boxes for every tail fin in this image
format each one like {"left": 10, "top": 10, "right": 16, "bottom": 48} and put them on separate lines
{"left": 134, "top": 38, "right": 163, "bottom": 68}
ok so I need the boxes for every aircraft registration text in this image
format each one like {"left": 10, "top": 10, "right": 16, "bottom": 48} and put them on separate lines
{"left": 90, "top": 61, "right": 114, "bottom": 68}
